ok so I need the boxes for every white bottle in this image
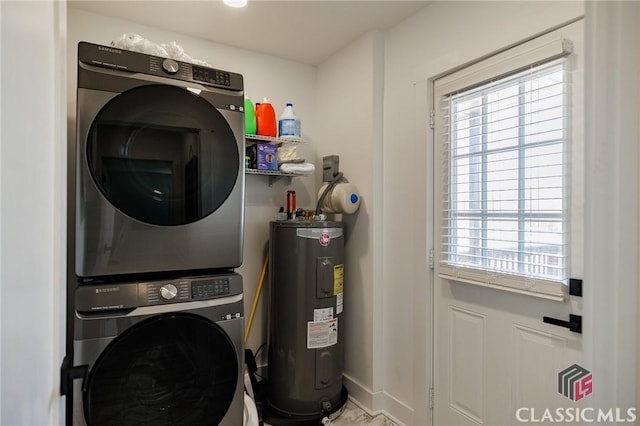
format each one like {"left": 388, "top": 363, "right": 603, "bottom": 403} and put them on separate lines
{"left": 278, "top": 103, "right": 301, "bottom": 140}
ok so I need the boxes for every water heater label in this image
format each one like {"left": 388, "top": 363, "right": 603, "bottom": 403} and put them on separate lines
{"left": 307, "top": 318, "right": 338, "bottom": 349}
{"left": 314, "top": 307, "right": 334, "bottom": 321}
{"left": 296, "top": 228, "right": 343, "bottom": 240}
{"left": 334, "top": 264, "right": 344, "bottom": 295}
{"left": 337, "top": 293, "right": 344, "bottom": 315}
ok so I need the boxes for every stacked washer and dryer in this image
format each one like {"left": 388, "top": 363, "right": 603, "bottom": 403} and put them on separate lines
{"left": 64, "top": 42, "right": 247, "bottom": 426}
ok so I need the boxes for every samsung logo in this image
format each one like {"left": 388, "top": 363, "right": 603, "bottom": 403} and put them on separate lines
{"left": 95, "top": 287, "right": 119, "bottom": 294}
{"left": 98, "top": 46, "right": 121, "bottom": 54}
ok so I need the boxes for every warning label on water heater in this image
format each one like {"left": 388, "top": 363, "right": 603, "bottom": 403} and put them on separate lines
{"left": 334, "top": 264, "right": 344, "bottom": 295}
{"left": 314, "top": 307, "right": 334, "bottom": 321}
{"left": 307, "top": 318, "right": 338, "bottom": 349}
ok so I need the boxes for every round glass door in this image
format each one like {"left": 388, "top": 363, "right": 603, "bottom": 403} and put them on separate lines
{"left": 84, "top": 313, "right": 238, "bottom": 426}
{"left": 86, "top": 85, "right": 240, "bottom": 226}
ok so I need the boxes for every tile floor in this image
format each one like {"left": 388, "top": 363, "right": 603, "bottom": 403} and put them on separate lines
{"left": 263, "top": 399, "right": 397, "bottom": 426}
{"left": 330, "top": 400, "right": 397, "bottom": 426}
{"left": 331, "top": 400, "right": 397, "bottom": 426}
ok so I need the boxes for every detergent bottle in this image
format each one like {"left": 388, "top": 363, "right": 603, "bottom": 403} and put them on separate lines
{"left": 256, "top": 98, "right": 277, "bottom": 137}
{"left": 244, "top": 95, "right": 257, "bottom": 135}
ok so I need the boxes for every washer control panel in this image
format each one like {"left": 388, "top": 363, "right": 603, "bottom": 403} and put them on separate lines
{"left": 76, "top": 273, "right": 242, "bottom": 313}
{"left": 146, "top": 280, "right": 190, "bottom": 305}
{"left": 192, "top": 277, "right": 230, "bottom": 300}
{"left": 144, "top": 277, "right": 233, "bottom": 305}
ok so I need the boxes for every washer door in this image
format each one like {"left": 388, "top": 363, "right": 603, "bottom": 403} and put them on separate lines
{"left": 84, "top": 313, "right": 238, "bottom": 426}
{"left": 86, "top": 84, "right": 240, "bottom": 226}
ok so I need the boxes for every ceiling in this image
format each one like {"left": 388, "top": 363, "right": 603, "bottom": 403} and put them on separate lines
{"left": 69, "top": 0, "right": 431, "bottom": 65}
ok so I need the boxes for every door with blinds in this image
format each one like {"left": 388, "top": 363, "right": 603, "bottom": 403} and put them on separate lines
{"left": 432, "top": 21, "right": 585, "bottom": 425}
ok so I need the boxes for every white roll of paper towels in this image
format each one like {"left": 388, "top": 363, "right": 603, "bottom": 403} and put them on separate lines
{"left": 317, "top": 182, "right": 361, "bottom": 214}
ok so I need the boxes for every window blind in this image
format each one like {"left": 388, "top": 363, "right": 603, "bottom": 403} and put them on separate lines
{"left": 436, "top": 39, "right": 572, "bottom": 301}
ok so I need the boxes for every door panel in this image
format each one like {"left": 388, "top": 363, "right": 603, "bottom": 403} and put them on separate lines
{"left": 448, "top": 306, "right": 485, "bottom": 424}
{"left": 434, "top": 281, "right": 583, "bottom": 425}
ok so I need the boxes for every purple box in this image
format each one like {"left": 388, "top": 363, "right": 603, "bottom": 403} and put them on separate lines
{"left": 257, "top": 143, "right": 278, "bottom": 171}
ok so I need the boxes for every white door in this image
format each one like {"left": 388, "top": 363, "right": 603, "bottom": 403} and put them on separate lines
{"left": 433, "top": 21, "right": 587, "bottom": 425}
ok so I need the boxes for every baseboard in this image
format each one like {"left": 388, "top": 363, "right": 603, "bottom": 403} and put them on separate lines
{"left": 342, "top": 374, "right": 415, "bottom": 426}
{"left": 342, "top": 374, "right": 381, "bottom": 414}
{"left": 381, "top": 391, "right": 415, "bottom": 426}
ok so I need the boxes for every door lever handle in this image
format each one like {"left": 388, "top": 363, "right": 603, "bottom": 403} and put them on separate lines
{"left": 543, "top": 314, "right": 582, "bottom": 334}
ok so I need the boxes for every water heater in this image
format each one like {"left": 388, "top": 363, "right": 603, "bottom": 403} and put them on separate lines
{"left": 265, "top": 220, "right": 348, "bottom": 423}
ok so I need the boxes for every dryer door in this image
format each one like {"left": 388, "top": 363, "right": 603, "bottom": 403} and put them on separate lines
{"left": 83, "top": 313, "right": 238, "bottom": 426}
{"left": 86, "top": 84, "right": 240, "bottom": 226}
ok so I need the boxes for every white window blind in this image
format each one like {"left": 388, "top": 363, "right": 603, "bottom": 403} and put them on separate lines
{"left": 435, "top": 38, "right": 573, "bottom": 301}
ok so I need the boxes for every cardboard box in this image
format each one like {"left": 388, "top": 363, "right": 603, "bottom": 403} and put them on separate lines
{"left": 257, "top": 143, "right": 278, "bottom": 171}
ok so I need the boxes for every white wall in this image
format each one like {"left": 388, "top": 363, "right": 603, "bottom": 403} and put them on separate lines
{"left": 66, "top": 7, "right": 318, "bottom": 362}
{"left": 0, "top": 1, "right": 67, "bottom": 425}
{"left": 315, "top": 29, "right": 385, "bottom": 410}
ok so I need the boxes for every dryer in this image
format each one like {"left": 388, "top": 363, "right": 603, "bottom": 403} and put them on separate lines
{"left": 71, "top": 273, "right": 244, "bottom": 426}
{"left": 75, "top": 42, "right": 245, "bottom": 279}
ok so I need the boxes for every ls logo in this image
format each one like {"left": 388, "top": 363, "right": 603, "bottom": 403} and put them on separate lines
{"left": 558, "top": 364, "right": 593, "bottom": 401}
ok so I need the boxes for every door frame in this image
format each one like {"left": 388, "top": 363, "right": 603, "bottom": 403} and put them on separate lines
{"left": 413, "top": 77, "right": 435, "bottom": 426}
{"left": 583, "top": 0, "right": 639, "bottom": 410}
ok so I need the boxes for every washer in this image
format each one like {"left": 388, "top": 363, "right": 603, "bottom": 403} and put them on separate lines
{"left": 71, "top": 273, "right": 244, "bottom": 426}
{"left": 75, "top": 41, "right": 245, "bottom": 279}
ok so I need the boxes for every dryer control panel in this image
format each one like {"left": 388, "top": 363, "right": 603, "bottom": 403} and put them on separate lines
{"left": 77, "top": 41, "right": 243, "bottom": 92}
{"left": 76, "top": 273, "right": 242, "bottom": 313}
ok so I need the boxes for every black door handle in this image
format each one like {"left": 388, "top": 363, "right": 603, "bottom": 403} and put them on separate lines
{"left": 543, "top": 314, "right": 582, "bottom": 334}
